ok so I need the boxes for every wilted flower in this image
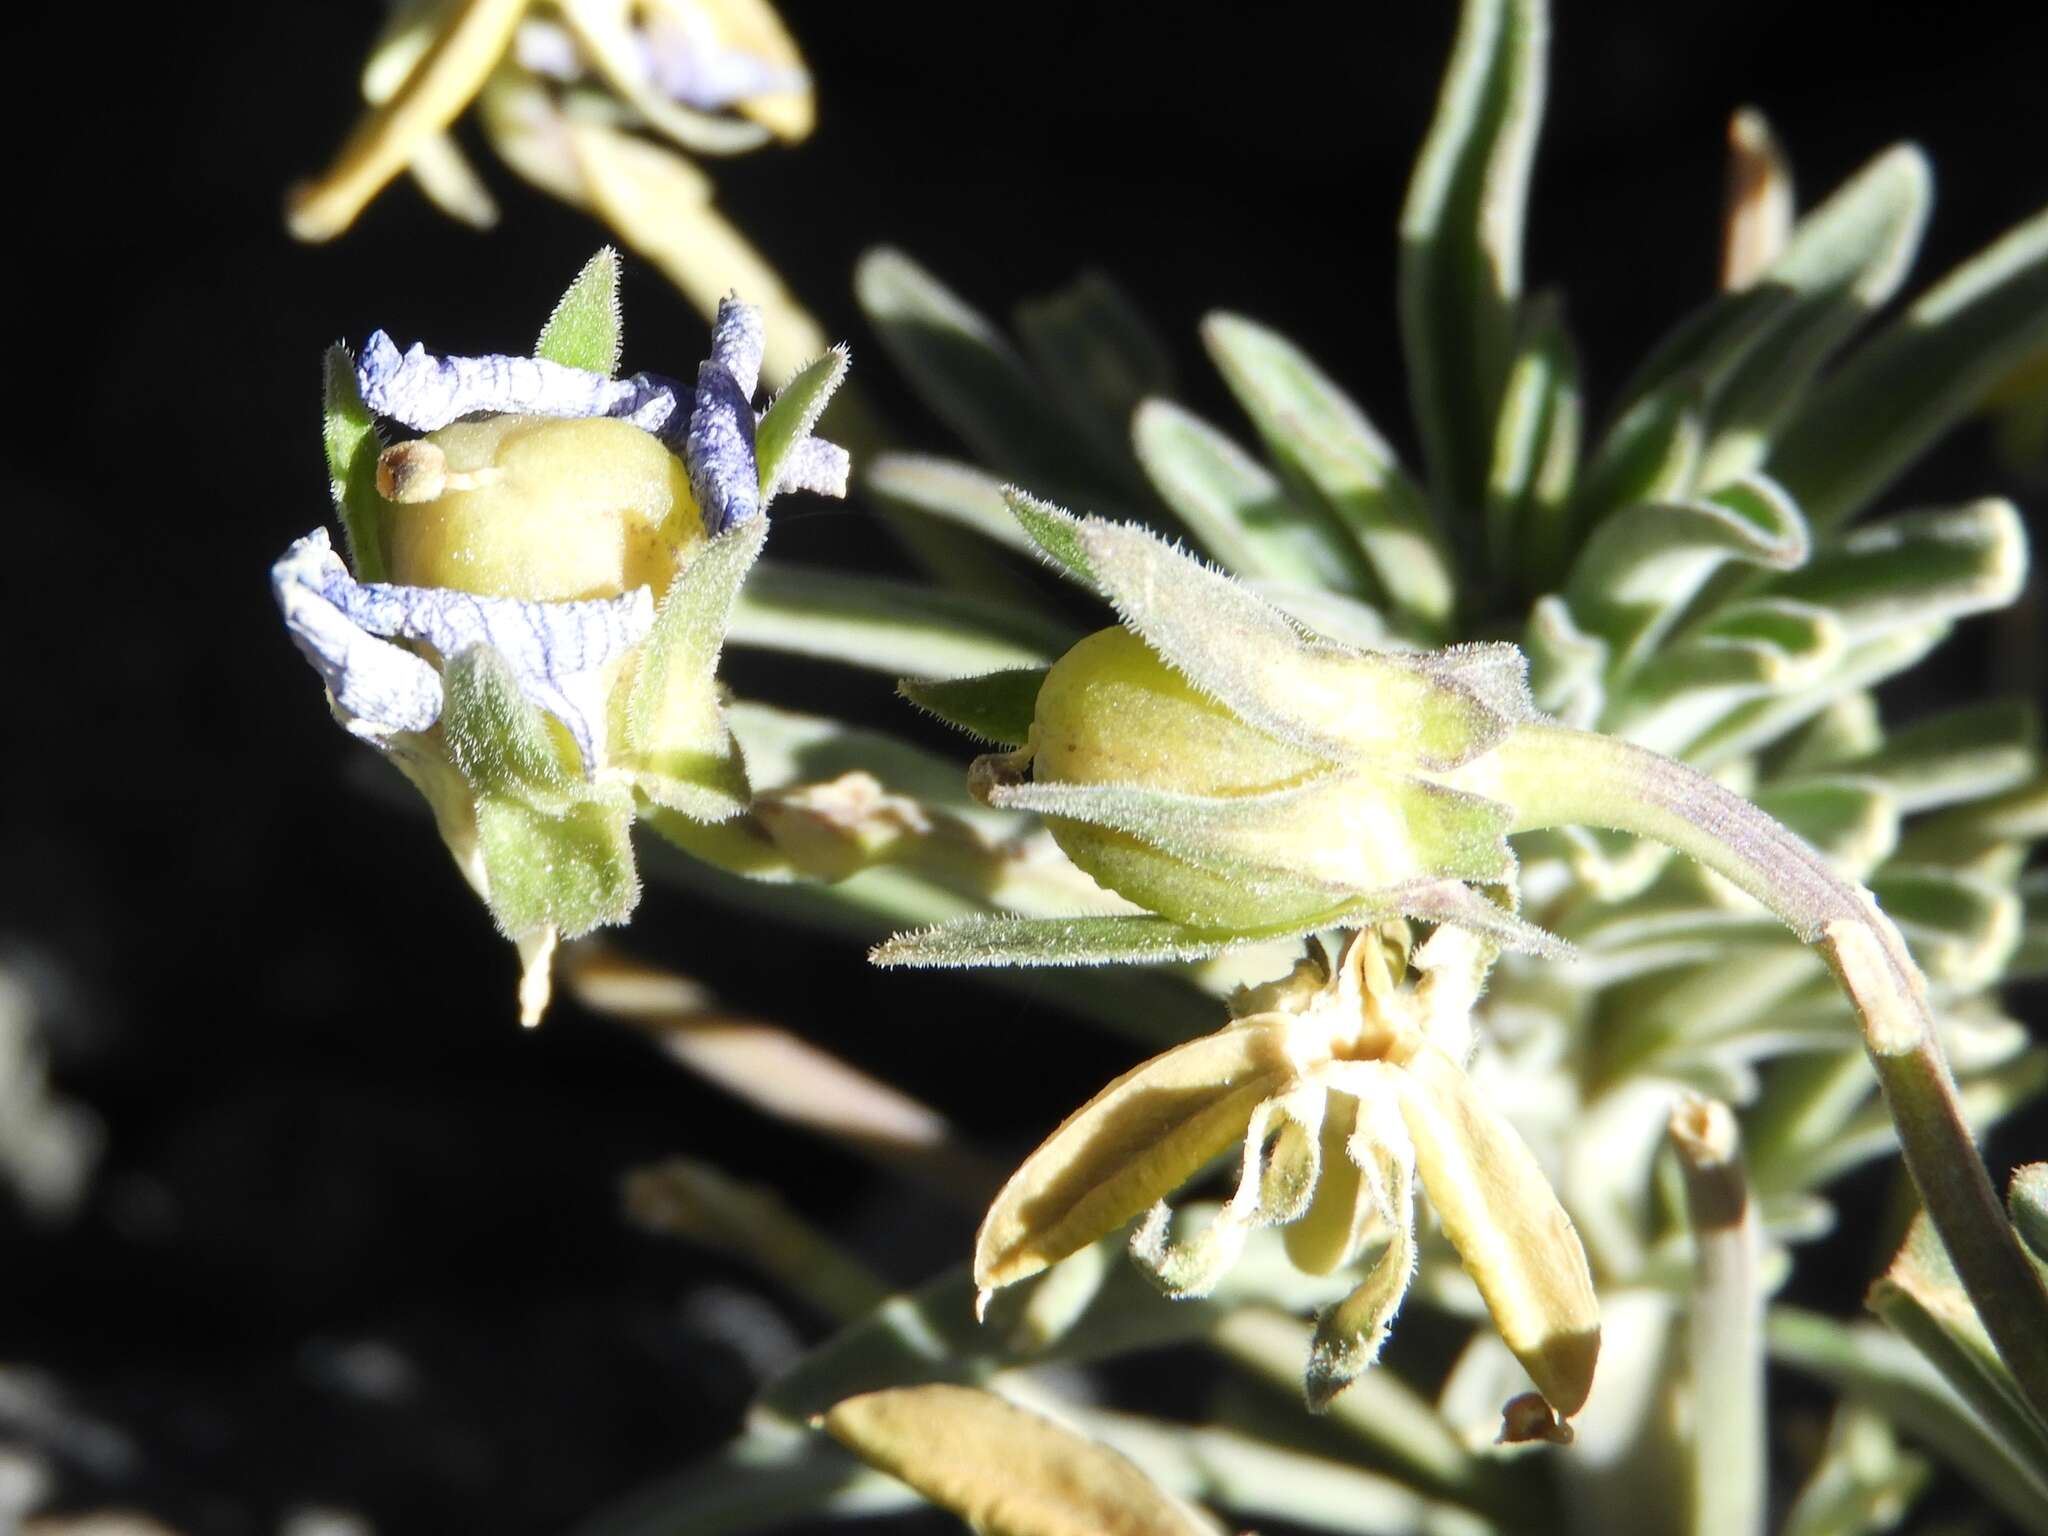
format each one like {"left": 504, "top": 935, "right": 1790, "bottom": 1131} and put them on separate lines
{"left": 974, "top": 925, "right": 1600, "bottom": 1424}
{"left": 273, "top": 253, "right": 849, "bottom": 1020}
{"left": 288, "top": 0, "right": 827, "bottom": 386}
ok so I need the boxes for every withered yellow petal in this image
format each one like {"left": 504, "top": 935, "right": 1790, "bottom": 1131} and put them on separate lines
{"left": 685, "top": 0, "right": 815, "bottom": 140}
{"left": 974, "top": 1020, "right": 1298, "bottom": 1298}
{"left": 822, "top": 1385, "right": 1217, "bottom": 1536}
{"left": 1391, "top": 1035, "right": 1601, "bottom": 1416}
{"left": 1284, "top": 1090, "right": 1379, "bottom": 1275}
{"left": 1306, "top": 1137, "right": 1416, "bottom": 1411}
{"left": 287, "top": 0, "right": 526, "bottom": 242}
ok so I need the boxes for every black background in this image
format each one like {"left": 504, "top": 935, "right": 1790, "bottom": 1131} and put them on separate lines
{"left": 4, "top": 1, "right": 2048, "bottom": 1531}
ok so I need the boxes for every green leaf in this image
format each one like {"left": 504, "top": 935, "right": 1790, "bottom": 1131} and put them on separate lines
{"left": 1834, "top": 701, "right": 2039, "bottom": 814}
{"left": 1487, "top": 293, "right": 1582, "bottom": 590}
{"left": 1868, "top": 1213, "right": 2048, "bottom": 1478}
{"left": 1399, "top": 0, "right": 1547, "bottom": 517}
{"left": 621, "top": 519, "right": 768, "bottom": 820}
{"left": 1522, "top": 595, "right": 1606, "bottom": 724}
{"left": 1699, "top": 145, "right": 1933, "bottom": 486}
{"left": 321, "top": 344, "right": 387, "bottom": 581}
{"left": 1752, "top": 776, "right": 1900, "bottom": 879}
{"left": 821, "top": 1385, "right": 1222, "bottom": 1536}
{"left": 854, "top": 247, "right": 1114, "bottom": 495}
{"left": 729, "top": 560, "right": 1072, "bottom": 677}
{"left": 1565, "top": 474, "right": 1809, "bottom": 672}
{"left": 1770, "top": 499, "right": 2027, "bottom": 642}
{"left": 1572, "top": 382, "right": 1705, "bottom": 531}
{"left": 1131, "top": 399, "right": 1352, "bottom": 588}
{"left": 534, "top": 246, "right": 624, "bottom": 375}
{"left": 897, "top": 667, "right": 1047, "bottom": 746}
{"left": 1778, "top": 1406, "right": 1932, "bottom": 1536}
{"left": 1610, "top": 600, "right": 1844, "bottom": 755}
{"left": 1202, "top": 313, "right": 1451, "bottom": 631}
{"left": 861, "top": 453, "right": 1039, "bottom": 558}
{"left": 757, "top": 345, "right": 851, "bottom": 499}
{"left": 1773, "top": 206, "right": 2048, "bottom": 528}
{"left": 2012, "top": 1166, "right": 2048, "bottom": 1268}
{"left": 1014, "top": 270, "right": 1173, "bottom": 484}
{"left": 1684, "top": 623, "right": 1950, "bottom": 768}
{"left": 1607, "top": 284, "right": 1797, "bottom": 435}
{"left": 1867, "top": 864, "right": 2021, "bottom": 988}
{"left": 1771, "top": 1308, "right": 2048, "bottom": 1536}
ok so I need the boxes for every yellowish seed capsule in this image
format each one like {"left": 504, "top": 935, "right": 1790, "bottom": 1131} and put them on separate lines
{"left": 381, "top": 415, "right": 705, "bottom": 602}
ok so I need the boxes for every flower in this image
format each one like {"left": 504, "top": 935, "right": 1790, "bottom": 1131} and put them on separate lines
{"left": 272, "top": 257, "right": 849, "bottom": 1021}
{"left": 973, "top": 926, "right": 1600, "bottom": 1424}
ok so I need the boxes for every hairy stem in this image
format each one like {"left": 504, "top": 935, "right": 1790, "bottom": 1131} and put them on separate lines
{"left": 1489, "top": 721, "right": 2048, "bottom": 1423}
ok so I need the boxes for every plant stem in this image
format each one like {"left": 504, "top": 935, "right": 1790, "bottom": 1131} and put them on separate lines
{"left": 1488, "top": 721, "right": 2048, "bottom": 1424}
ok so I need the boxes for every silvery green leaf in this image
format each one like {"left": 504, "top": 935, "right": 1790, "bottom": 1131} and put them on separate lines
{"left": 1399, "top": 0, "right": 1546, "bottom": 518}
{"left": 321, "top": 345, "right": 388, "bottom": 581}
{"left": 1752, "top": 776, "right": 1900, "bottom": 879}
{"left": 535, "top": 246, "right": 624, "bottom": 375}
{"left": 1897, "top": 772, "right": 2048, "bottom": 866}
{"left": 729, "top": 561, "right": 1071, "bottom": 677}
{"left": 897, "top": 668, "right": 1048, "bottom": 747}
{"left": 756, "top": 345, "right": 850, "bottom": 502}
{"left": 1015, "top": 270, "right": 1172, "bottom": 485}
{"left": 861, "top": 454, "right": 1039, "bottom": 559}
{"left": 1831, "top": 701, "right": 2038, "bottom": 814}
{"left": 1773, "top": 207, "right": 2048, "bottom": 528}
{"left": 2012, "top": 1167, "right": 2048, "bottom": 1269}
{"left": 1770, "top": 499, "right": 2026, "bottom": 642}
{"left": 1487, "top": 293, "right": 1582, "bottom": 589}
{"left": 1606, "top": 284, "right": 1796, "bottom": 436}
{"left": 620, "top": 519, "right": 768, "bottom": 820}
{"left": 1202, "top": 314, "right": 1451, "bottom": 631}
{"left": 1771, "top": 1309, "right": 2048, "bottom": 1536}
{"left": 1698, "top": 144, "right": 1932, "bottom": 486}
{"left": 1610, "top": 601, "right": 1842, "bottom": 754}
{"left": 1572, "top": 381, "right": 1706, "bottom": 531}
{"left": 1868, "top": 1214, "right": 2048, "bottom": 1478}
{"left": 1132, "top": 399, "right": 1352, "bottom": 589}
{"left": 1684, "top": 623, "right": 1949, "bottom": 769}
{"left": 855, "top": 247, "right": 1114, "bottom": 494}
{"left": 1867, "top": 864, "right": 2021, "bottom": 988}
{"left": 1565, "top": 474, "right": 1809, "bottom": 673}
{"left": 1773, "top": 692, "right": 1884, "bottom": 776}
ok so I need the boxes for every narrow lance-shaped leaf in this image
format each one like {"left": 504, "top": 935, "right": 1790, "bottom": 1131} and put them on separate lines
{"left": 1768, "top": 499, "right": 2027, "bottom": 642}
{"left": 535, "top": 247, "right": 624, "bottom": 375}
{"left": 862, "top": 453, "right": 1040, "bottom": 559}
{"left": 1203, "top": 313, "right": 1453, "bottom": 633}
{"left": 1132, "top": 398, "right": 1353, "bottom": 589}
{"left": 1400, "top": 0, "right": 1548, "bottom": 519}
{"left": 1487, "top": 292, "right": 1582, "bottom": 590}
{"left": 1699, "top": 144, "right": 1932, "bottom": 486}
{"left": 1773, "top": 206, "right": 2048, "bottom": 528}
{"left": 1015, "top": 270, "right": 1173, "bottom": 490}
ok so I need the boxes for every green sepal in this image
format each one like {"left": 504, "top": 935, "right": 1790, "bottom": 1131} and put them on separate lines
{"left": 1014, "top": 269, "right": 1173, "bottom": 484}
{"left": 621, "top": 518, "right": 768, "bottom": 820}
{"left": 1867, "top": 1212, "right": 2048, "bottom": 1479}
{"left": 1131, "top": 398, "right": 1350, "bottom": 589}
{"left": 534, "top": 246, "right": 624, "bottom": 375}
{"left": 898, "top": 667, "right": 1048, "bottom": 746}
{"left": 1202, "top": 313, "right": 1451, "bottom": 631}
{"left": 1006, "top": 486, "right": 1099, "bottom": 584}
{"left": 1770, "top": 499, "right": 2026, "bottom": 643}
{"left": 756, "top": 345, "right": 850, "bottom": 499}
{"left": 1773, "top": 206, "right": 2048, "bottom": 528}
{"left": 1399, "top": 0, "right": 1546, "bottom": 517}
{"left": 1565, "top": 474, "right": 1809, "bottom": 671}
{"left": 321, "top": 344, "right": 388, "bottom": 582}
{"left": 731, "top": 559, "right": 1070, "bottom": 677}
{"left": 1699, "top": 144, "right": 1932, "bottom": 486}
{"left": 441, "top": 647, "right": 640, "bottom": 938}
{"left": 854, "top": 247, "right": 1113, "bottom": 495}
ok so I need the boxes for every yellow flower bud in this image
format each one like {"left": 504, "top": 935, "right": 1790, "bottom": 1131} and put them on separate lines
{"left": 381, "top": 415, "right": 705, "bottom": 602}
